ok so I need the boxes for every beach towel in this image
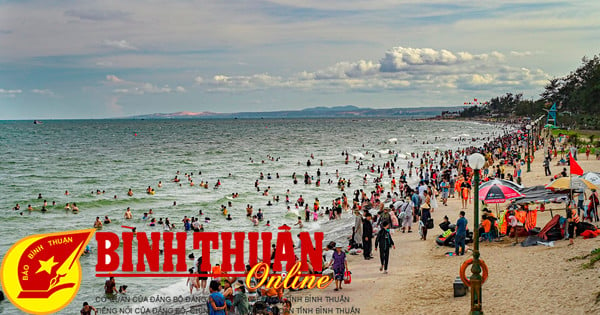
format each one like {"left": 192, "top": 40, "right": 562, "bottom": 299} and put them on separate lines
{"left": 580, "top": 230, "right": 600, "bottom": 239}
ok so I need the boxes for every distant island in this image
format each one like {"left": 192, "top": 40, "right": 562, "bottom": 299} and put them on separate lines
{"left": 127, "top": 105, "right": 466, "bottom": 119}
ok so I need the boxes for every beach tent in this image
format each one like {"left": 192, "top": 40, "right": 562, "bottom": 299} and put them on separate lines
{"left": 537, "top": 215, "right": 564, "bottom": 241}
{"left": 515, "top": 186, "right": 569, "bottom": 204}
{"left": 515, "top": 185, "right": 569, "bottom": 217}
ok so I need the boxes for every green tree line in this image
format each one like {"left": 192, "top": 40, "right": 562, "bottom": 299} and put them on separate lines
{"left": 460, "top": 53, "right": 600, "bottom": 129}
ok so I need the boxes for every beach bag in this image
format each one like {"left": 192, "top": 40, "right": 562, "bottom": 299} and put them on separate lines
{"left": 343, "top": 271, "right": 352, "bottom": 284}
{"left": 426, "top": 218, "right": 434, "bottom": 229}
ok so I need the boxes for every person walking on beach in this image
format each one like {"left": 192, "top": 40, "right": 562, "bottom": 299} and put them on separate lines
{"left": 326, "top": 244, "right": 348, "bottom": 291}
{"left": 362, "top": 212, "right": 373, "bottom": 260}
{"left": 589, "top": 189, "right": 599, "bottom": 222}
{"left": 374, "top": 221, "right": 395, "bottom": 274}
{"left": 543, "top": 158, "right": 551, "bottom": 176}
{"left": 420, "top": 191, "right": 431, "bottom": 241}
{"left": 353, "top": 210, "right": 363, "bottom": 249}
{"left": 411, "top": 190, "right": 420, "bottom": 223}
{"left": 455, "top": 211, "right": 467, "bottom": 256}
{"left": 460, "top": 177, "right": 471, "bottom": 209}
{"left": 440, "top": 178, "right": 449, "bottom": 206}
{"left": 400, "top": 197, "right": 413, "bottom": 233}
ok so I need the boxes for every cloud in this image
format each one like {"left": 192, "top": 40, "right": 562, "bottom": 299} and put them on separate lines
{"left": 105, "top": 74, "right": 186, "bottom": 95}
{"left": 65, "top": 9, "right": 131, "bottom": 22}
{"left": 31, "top": 89, "right": 55, "bottom": 96}
{"left": 510, "top": 51, "right": 533, "bottom": 57}
{"left": 379, "top": 47, "right": 499, "bottom": 72}
{"left": 0, "top": 88, "right": 22, "bottom": 97}
{"left": 201, "top": 46, "right": 550, "bottom": 95}
{"left": 103, "top": 40, "right": 137, "bottom": 50}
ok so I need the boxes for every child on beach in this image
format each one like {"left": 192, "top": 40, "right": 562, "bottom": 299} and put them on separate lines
{"left": 187, "top": 268, "right": 199, "bottom": 294}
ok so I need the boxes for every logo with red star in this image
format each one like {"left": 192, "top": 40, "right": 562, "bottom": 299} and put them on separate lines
{"left": 1, "top": 229, "right": 95, "bottom": 314}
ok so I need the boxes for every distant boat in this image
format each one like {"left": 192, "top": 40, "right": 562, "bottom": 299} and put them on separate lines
{"left": 33, "top": 120, "right": 42, "bottom": 124}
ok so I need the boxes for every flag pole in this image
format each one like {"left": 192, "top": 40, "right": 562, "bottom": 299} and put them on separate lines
{"left": 569, "top": 153, "right": 573, "bottom": 223}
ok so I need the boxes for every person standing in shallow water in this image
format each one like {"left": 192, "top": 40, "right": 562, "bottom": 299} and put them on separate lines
{"left": 375, "top": 220, "right": 395, "bottom": 274}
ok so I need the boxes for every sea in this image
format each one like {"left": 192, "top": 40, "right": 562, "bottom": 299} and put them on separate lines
{"left": 0, "top": 118, "right": 509, "bottom": 314}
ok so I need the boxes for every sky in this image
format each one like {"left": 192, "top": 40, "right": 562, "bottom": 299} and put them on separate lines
{"left": 0, "top": 0, "right": 599, "bottom": 119}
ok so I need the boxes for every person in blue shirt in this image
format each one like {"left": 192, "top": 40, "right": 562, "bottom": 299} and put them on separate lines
{"left": 411, "top": 190, "right": 421, "bottom": 223}
{"left": 455, "top": 211, "right": 467, "bottom": 256}
{"left": 207, "top": 280, "right": 227, "bottom": 315}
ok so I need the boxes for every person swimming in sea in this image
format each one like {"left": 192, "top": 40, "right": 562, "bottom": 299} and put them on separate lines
{"left": 13, "top": 203, "right": 20, "bottom": 210}
{"left": 127, "top": 188, "right": 133, "bottom": 196}
{"left": 94, "top": 217, "right": 103, "bottom": 228}
{"left": 226, "top": 214, "right": 232, "bottom": 221}
{"left": 294, "top": 216, "right": 304, "bottom": 228}
{"left": 265, "top": 220, "right": 271, "bottom": 227}
{"left": 103, "top": 216, "right": 111, "bottom": 224}
{"left": 124, "top": 207, "right": 132, "bottom": 219}
{"left": 72, "top": 203, "right": 79, "bottom": 211}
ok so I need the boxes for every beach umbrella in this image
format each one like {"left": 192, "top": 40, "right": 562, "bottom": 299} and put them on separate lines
{"left": 480, "top": 183, "right": 524, "bottom": 218}
{"left": 545, "top": 177, "right": 598, "bottom": 191}
{"left": 581, "top": 172, "right": 600, "bottom": 187}
{"left": 480, "top": 179, "right": 523, "bottom": 191}
{"left": 479, "top": 184, "right": 524, "bottom": 204}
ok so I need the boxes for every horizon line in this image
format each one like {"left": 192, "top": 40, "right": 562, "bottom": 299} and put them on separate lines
{"left": 1, "top": 104, "right": 466, "bottom": 121}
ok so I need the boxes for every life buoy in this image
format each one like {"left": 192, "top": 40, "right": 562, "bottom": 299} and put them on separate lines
{"left": 459, "top": 258, "right": 488, "bottom": 287}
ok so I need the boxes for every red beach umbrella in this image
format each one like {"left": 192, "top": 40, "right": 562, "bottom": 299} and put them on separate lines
{"left": 479, "top": 184, "right": 524, "bottom": 204}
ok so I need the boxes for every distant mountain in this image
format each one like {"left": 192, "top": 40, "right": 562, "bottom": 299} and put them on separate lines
{"left": 301, "top": 105, "right": 363, "bottom": 112}
{"left": 127, "top": 105, "right": 466, "bottom": 119}
{"left": 130, "top": 111, "right": 217, "bottom": 119}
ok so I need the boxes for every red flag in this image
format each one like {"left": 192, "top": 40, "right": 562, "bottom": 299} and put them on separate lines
{"left": 569, "top": 153, "right": 584, "bottom": 176}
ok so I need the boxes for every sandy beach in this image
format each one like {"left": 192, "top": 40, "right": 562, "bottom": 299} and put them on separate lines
{"left": 292, "top": 150, "right": 600, "bottom": 315}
